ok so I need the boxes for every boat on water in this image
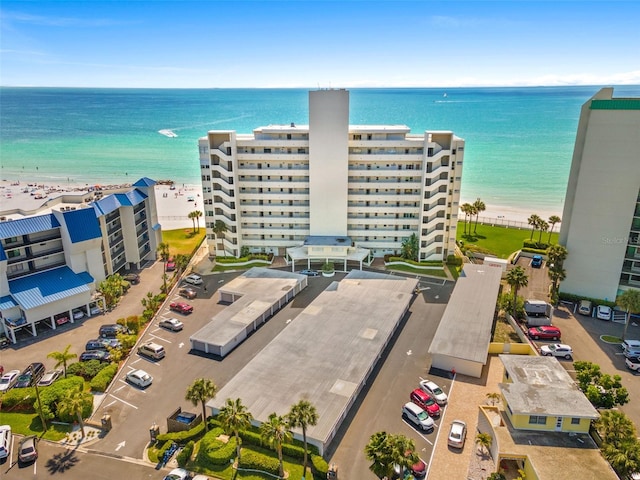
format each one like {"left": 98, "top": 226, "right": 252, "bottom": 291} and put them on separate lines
{"left": 158, "top": 129, "right": 178, "bottom": 138}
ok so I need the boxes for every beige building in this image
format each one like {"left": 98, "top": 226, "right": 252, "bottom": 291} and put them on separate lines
{"left": 560, "top": 88, "right": 640, "bottom": 301}
{"left": 198, "top": 89, "right": 464, "bottom": 263}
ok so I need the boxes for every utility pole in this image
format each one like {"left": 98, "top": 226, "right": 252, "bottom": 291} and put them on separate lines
{"left": 31, "top": 364, "right": 47, "bottom": 431}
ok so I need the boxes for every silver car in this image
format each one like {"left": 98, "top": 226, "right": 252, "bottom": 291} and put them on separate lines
{"left": 184, "top": 274, "right": 203, "bottom": 285}
{"left": 126, "top": 369, "right": 153, "bottom": 388}
{"left": 0, "top": 369, "right": 21, "bottom": 392}
{"left": 448, "top": 420, "right": 467, "bottom": 449}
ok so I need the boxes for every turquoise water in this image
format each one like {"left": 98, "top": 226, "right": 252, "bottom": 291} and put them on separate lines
{"left": 2, "top": 86, "right": 639, "bottom": 212}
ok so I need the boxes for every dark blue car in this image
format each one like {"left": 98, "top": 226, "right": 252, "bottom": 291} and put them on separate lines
{"left": 531, "top": 255, "right": 543, "bottom": 268}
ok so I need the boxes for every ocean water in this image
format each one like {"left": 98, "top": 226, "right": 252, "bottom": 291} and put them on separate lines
{"left": 2, "top": 86, "right": 640, "bottom": 214}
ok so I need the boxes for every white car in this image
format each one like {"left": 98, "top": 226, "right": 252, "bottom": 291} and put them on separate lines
{"left": 159, "top": 318, "right": 184, "bottom": 332}
{"left": 0, "top": 369, "right": 21, "bottom": 393}
{"left": 596, "top": 305, "right": 612, "bottom": 321}
{"left": 448, "top": 420, "right": 467, "bottom": 449}
{"left": 626, "top": 356, "right": 640, "bottom": 371}
{"left": 184, "top": 274, "right": 203, "bottom": 285}
{"left": 126, "top": 369, "right": 153, "bottom": 388}
{"left": 90, "top": 305, "right": 103, "bottom": 316}
{"left": 38, "top": 369, "right": 63, "bottom": 387}
{"left": 419, "top": 379, "right": 448, "bottom": 406}
{"left": 72, "top": 308, "right": 85, "bottom": 320}
{"left": 541, "top": 343, "right": 573, "bottom": 359}
{"left": 164, "top": 468, "right": 190, "bottom": 480}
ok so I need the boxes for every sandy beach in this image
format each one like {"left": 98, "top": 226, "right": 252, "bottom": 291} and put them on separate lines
{"left": 0, "top": 178, "right": 558, "bottom": 233}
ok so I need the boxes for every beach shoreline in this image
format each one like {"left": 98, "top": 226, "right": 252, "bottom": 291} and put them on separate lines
{"left": 0, "top": 178, "right": 559, "bottom": 234}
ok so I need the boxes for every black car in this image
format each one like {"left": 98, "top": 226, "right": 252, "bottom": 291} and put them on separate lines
{"left": 86, "top": 338, "right": 121, "bottom": 351}
{"left": 123, "top": 273, "right": 140, "bottom": 284}
{"left": 79, "top": 350, "right": 111, "bottom": 363}
{"left": 99, "top": 324, "right": 129, "bottom": 338}
{"left": 14, "top": 362, "right": 45, "bottom": 388}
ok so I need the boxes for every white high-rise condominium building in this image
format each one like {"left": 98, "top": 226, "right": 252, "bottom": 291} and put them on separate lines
{"left": 198, "top": 90, "right": 464, "bottom": 265}
{"left": 560, "top": 88, "right": 640, "bottom": 301}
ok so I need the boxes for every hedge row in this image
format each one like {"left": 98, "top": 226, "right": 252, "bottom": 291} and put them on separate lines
{"left": 0, "top": 375, "right": 86, "bottom": 418}
{"left": 446, "top": 254, "right": 463, "bottom": 266}
{"left": 522, "top": 240, "right": 550, "bottom": 250}
{"left": 521, "top": 247, "right": 548, "bottom": 254}
{"left": 311, "top": 454, "right": 329, "bottom": 480}
{"left": 156, "top": 420, "right": 206, "bottom": 445}
{"left": 176, "top": 440, "right": 195, "bottom": 467}
{"left": 66, "top": 359, "right": 110, "bottom": 380}
{"left": 558, "top": 292, "right": 616, "bottom": 308}
{"left": 195, "top": 427, "right": 237, "bottom": 469}
{"left": 237, "top": 446, "right": 281, "bottom": 476}
{"left": 216, "top": 254, "right": 271, "bottom": 264}
{"left": 90, "top": 364, "right": 118, "bottom": 392}
{"left": 385, "top": 256, "right": 443, "bottom": 266}
{"left": 157, "top": 439, "right": 175, "bottom": 462}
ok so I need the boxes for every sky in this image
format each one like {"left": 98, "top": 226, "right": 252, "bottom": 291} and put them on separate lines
{"left": 1, "top": 0, "right": 639, "bottom": 88}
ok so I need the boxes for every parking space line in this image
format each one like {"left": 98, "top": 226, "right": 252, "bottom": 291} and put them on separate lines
{"left": 108, "top": 392, "right": 139, "bottom": 409}
{"left": 148, "top": 333, "right": 172, "bottom": 343}
{"left": 402, "top": 419, "right": 434, "bottom": 445}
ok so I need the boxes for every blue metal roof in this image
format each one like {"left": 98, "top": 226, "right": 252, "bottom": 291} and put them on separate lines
{"left": 63, "top": 208, "right": 102, "bottom": 243}
{"left": 0, "top": 214, "right": 60, "bottom": 239}
{"left": 8, "top": 266, "right": 93, "bottom": 310}
{"left": 92, "top": 189, "right": 147, "bottom": 216}
{"left": 132, "top": 177, "right": 157, "bottom": 187}
{"left": 0, "top": 295, "right": 17, "bottom": 310}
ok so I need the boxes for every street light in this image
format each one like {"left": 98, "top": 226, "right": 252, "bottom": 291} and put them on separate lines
{"left": 31, "top": 364, "right": 47, "bottom": 431}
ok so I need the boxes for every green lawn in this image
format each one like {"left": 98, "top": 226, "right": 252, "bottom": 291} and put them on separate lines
{"left": 457, "top": 222, "right": 559, "bottom": 259}
{"left": 0, "top": 412, "right": 70, "bottom": 441}
{"left": 162, "top": 228, "right": 206, "bottom": 256}
{"left": 386, "top": 264, "right": 448, "bottom": 278}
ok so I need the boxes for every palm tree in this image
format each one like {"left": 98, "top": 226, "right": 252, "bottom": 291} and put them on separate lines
{"left": 548, "top": 215, "right": 561, "bottom": 243}
{"left": 188, "top": 211, "right": 198, "bottom": 233}
{"left": 175, "top": 254, "right": 190, "bottom": 275}
{"left": 596, "top": 410, "right": 636, "bottom": 447}
{"left": 260, "top": 412, "right": 292, "bottom": 478}
{"left": 506, "top": 266, "right": 528, "bottom": 317}
{"left": 603, "top": 439, "right": 640, "bottom": 476}
{"left": 537, "top": 220, "right": 549, "bottom": 244}
{"left": 527, "top": 214, "right": 541, "bottom": 240}
{"left": 47, "top": 344, "right": 77, "bottom": 378}
{"left": 618, "top": 289, "right": 640, "bottom": 341}
{"left": 287, "top": 400, "right": 319, "bottom": 475}
{"left": 213, "top": 220, "right": 228, "bottom": 256}
{"left": 157, "top": 242, "right": 170, "bottom": 271}
{"left": 547, "top": 244, "right": 568, "bottom": 305}
{"left": 58, "top": 386, "right": 91, "bottom": 438}
{"left": 473, "top": 198, "right": 486, "bottom": 234}
{"left": 364, "top": 431, "right": 395, "bottom": 479}
{"left": 218, "top": 397, "right": 253, "bottom": 461}
{"left": 460, "top": 203, "right": 473, "bottom": 235}
{"left": 185, "top": 378, "right": 217, "bottom": 432}
{"left": 193, "top": 210, "right": 203, "bottom": 232}
{"left": 485, "top": 392, "right": 501, "bottom": 406}
{"left": 475, "top": 432, "right": 493, "bottom": 456}
{"left": 391, "top": 434, "right": 418, "bottom": 479}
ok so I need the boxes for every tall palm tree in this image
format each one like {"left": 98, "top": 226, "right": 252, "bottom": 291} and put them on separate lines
{"left": 527, "top": 214, "right": 541, "bottom": 240}
{"left": 460, "top": 203, "right": 473, "bottom": 235}
{"left": 364, "top": 431, "right": 395, "bottom": 479}
{"left": 537, "top": 220, "right": 549, "bottom": 244}
{"left": 475, "top": 432, "right": 493, "bottom": 456}
{"left": 157, "top": 242, "right": 170, "bottom": 269}
{"left": 618, "top": 289, "right": 640, "bottom": 341}
{"left": 58, "top": 386, "right": 91, "bottom": 438}
{"left": 603, "top": 439, "right": 640, "bottom": 476}
{"left": 193, "top": 210, "right": 203, "bottom": 232}
{"left": 548, "top": 215, "right": 561, "bottom": 243}
{"left": 473, "top": 198, "right": 486, "bottom": 234}
{"left": 287, "top": 400, "right": 319, "bottom": 475}
{"left": 218, "top": 397, "right": 253, "bottom": 461}
{"left": 185, "top": 378, "right": 217, "bottom": 432}
{"left": 596, "top": 410, "right": 636, "bottom": 447}
{"left": 175, "top": 254, "right": 190, "bottom": 275}
{"left": 547, "top": 244, "right": 569, "bottom": 305}
{"left": 47, "top": 344, "right": 77, "bottom": 378}
{"left": 391, "top": 434, "right": 418, "bottom": 479}
{"left": 213, "top": 220, "right": 228, "bottom": 256}
{"left": 506, "top": 266, "right": 528, "bottom": 317}
{"left": 188, "top": 211, "right": 198, "bottom": 233}
{"left": 260, "top": 412, "right": 292, "bottom": 478}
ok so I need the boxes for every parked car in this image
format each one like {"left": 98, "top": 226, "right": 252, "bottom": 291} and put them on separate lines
{"left": 300, "top": 269, "right": 319, "bottom": 276}
{"left": 540, "top": 343, "right": 573, "bottom": 359}
{"left": 55, "top": 315, "right": 70, "bottom": 326}
{"left": 163, "top": 468, "right": 190, "bottom": 480}
{"left": 179, "top": 287, "right": 197, "bottom": 299}
{"left": 89, "top": 304, "right": 103, "bottom": 316}
{"left": 531, "top": 255, "right": 543, "bottom": 268}
{"left": 527, "top": 325, "right": 562, "bottom": 341}
{"left": 14, "top": 363, "right": 45, "bottom": 388}
{"left": 170, "top": 302, "right": 193, "bottom": 314}
{"left": 137, "top": 342, "right": 166, "bottom": 360}
{"left": 622, "top": 340, "right": 640, "bottom": 358}
{"left": 393, "top": 451, "right": 426, "bottom": 479}
{"left": 37, "top": 369, "right": 63, "bottom": 387}
{"left": 86, "top": 338, "right": 121, "bottom": 351}
{"left": 79, "top": 350, "right": 111, "bottom": 362}
{"left": 402, "top": 402, "right": 434, "bottom": 433}
{"left": 166, "top": 258, "right": 176, "bottom": 272}
{"left": 184, "top": 273, "right": 203, "bottom": 285}
{"left": 448, "top": 420, "right": 467, "bottom": 449}
{"left": 410, "top": 388, "right": 440, "bottom": 417}
{"left": 578, "top": 300, "right": 593, "bottom": 316}
{"left": 626, "top": 356, "right": 640, "bottom": 371}
{"left": 99, "top": 324, "right": 129, "bottom": 338}
{"left": 72, "top": 308, "right": 85, "bottom": 320}
{"left": 597, "top": 305, "right": 612, "bottom": 321}
{"left": 159, "top": 318, "right": 184, "bottom": 332}
{"left": 17, "top": 435, "right": 38, "bottom": 463}
{"left": 419, "top": 379, "right": 448, "bottom": 406}
{"left": 123, "top": 273, "right": 140, "bottom": 284}
{"left": 0, "top": 425, "right": 12, "bottom": 459}
{"left": 126, "top": 369, "right": 153, "bottom": 388}
{"left": 0, "top": 369, "right": 21, "bottom": 393}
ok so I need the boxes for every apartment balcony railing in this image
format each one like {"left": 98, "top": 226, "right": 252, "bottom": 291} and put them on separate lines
{"left": 7, "top": 245, "right": 65, "bottom": 264}
{"left": 6, "top": 259, "right": 67, "bottom": 280}
{"left": 107, "top": 224, "right": 122, "bottom": 236}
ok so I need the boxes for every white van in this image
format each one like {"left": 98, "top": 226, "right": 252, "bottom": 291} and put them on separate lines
{"left": 402, "top": 402, "right": 434, "bottom": 432}
{"left": 623, "top": 340, "right": 640, "bottom": 358}
{"left": 0, "top": 424, "right": 12, "bottom": 459}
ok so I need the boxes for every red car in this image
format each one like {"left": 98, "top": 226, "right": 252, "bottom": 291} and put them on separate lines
{"left": 410, "top": 389, "right": 440, "bottom": 417}
{"left": 166, "top": 258, "right": 176, "bottom": 272}
{"left": 527, "top": 325, "right": 561, "bottom": 341}
{"left": 169, "top": 302, "right": 193, "bottom": 314}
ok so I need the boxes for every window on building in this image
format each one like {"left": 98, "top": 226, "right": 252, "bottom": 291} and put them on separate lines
{"left": 529, "top": 415, "right": 547, "bottom": 425}
{"left": 264, "top": 148, "right": 271, "bottom": 153}
{"left": 571, "top": 418, "right": 581, "bottom": 425}
{"left": 354, "top": 134, "right": 361, "bottom": 140}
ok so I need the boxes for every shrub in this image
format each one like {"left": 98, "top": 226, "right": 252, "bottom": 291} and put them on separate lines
{"left": 0, "top": 387, "right": 37, "bottom": 412}
{"left": 66, "top": 360, "right": 109, "bottom": 380}
{"left": 157, "top": 439, "right": 175, "bottom": 462}
{"left": 156, "top": 421, "right": 206, "bottom": 445}
{"left": 238, "top": 428, "right": 263, "bottom": 447}
{"left": 176, "top": 440, "right": 194, "bottom": 467}
{"left": 281, "top": 442, "right": 306, "bottom": 459}
{"left": 90, "top": 364, "right": 118, "bottom": 392}
{"left": 237, "top": 447, "right": 280, "bottom": 476}
{"left": 522, "top": 240, "right": 549, "bottom": 250}
{"left": 521, "top": 247, "right": 547, "bottom": 254}
{"left": 446, "top": 254, "right": 463, "bottom": 266}
{"left": 311, "top": 454, "right": 329, "bottom": 480}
